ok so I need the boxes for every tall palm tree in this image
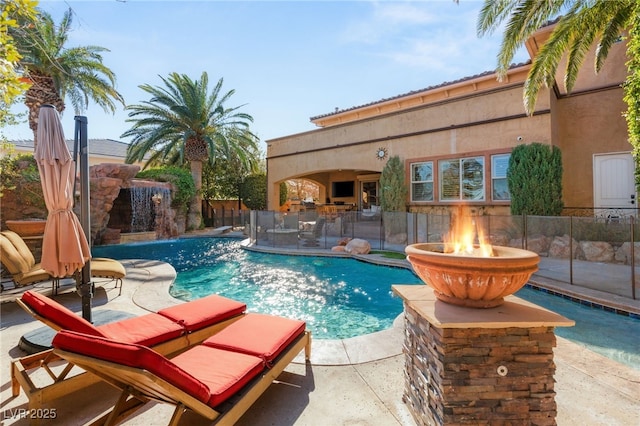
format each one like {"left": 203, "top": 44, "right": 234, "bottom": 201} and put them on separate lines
{"left": 13, "top": 8, "right": 124, "bottom": 146}
{"left": 476, "top": 0, "right": 639, "bottom": 178}
{"left": 477, "top": 0, "right": 636, "bottom": 113}
{"left": 122, "top": 72, "right": 259, "bottom": 230}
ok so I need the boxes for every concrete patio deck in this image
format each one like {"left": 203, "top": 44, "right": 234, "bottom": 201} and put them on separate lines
{"left": 1, "top": 238, "right": 639, "bottom": 425}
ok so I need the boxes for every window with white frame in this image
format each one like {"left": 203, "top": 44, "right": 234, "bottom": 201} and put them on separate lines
{"left": 439, "top": 157, "right": 485, "bottom": 201}
{"left": 410, "top": 161, "right": 434, "bottom": 201}
{"left": 491, "top": 153, "right": 511, "bottom": 201}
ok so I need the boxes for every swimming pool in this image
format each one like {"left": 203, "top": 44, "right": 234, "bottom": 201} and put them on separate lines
{"left": 94, "top": 238, "right": 421, "bottom": 339}
{"left": 94, "top": 237, "right": 639, "bottom": 369}
{"left": 516, "top": 286, "right": 639, "bottom": 370}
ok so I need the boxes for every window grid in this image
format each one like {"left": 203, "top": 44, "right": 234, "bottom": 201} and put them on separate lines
{"left": 410, "top": 162, "right": 434, "bottom": 202}
{"left": 491, "top": 153, "right": 511, "bottom": 201}
{"left": 439, "top": 156, "right": 485, "bottom": 201}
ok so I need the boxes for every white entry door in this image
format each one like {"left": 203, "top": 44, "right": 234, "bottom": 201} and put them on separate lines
{"left": 593, "top": 152, "right": 637, "bottom": 217}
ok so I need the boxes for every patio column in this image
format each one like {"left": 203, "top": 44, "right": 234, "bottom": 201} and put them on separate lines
{"left": 392, "top": 285, "right": 574, "bottom": 426}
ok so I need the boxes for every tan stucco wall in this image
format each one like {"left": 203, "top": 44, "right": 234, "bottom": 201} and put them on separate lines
{"left": 267, "top": 81, "right": 553, "bottom": 210}
{"left": 555, "top": 87, "right": 630, "bottom": 207}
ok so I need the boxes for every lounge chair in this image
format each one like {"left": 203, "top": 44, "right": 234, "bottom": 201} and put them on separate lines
{"left": 11, "top": 290, "right": 247, "bottom": 418}
{"left": 0, "top": 230, "right": 126, "bottom": 295}
{"left": 52, "top": 313, "right": 311, "bottom": 425}
{"left": 0, "top": 231, "right": 54, "bottom": 287}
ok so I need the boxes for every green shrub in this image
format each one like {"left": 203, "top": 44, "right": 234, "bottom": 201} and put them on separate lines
{"left": 279, "top": 181, "right": 288, "bottom": 206}
{"left": 380, "top": 155, "right": 407, "bottom": 212}
{"left": 136, "top": 167, "right": 195, "bottom": 210}
{"left": 0, "top": 150, "right": 46, "bottom": 215}
{"left": 240, "top": 174, "right": 267, "bottom": 210}
{"left": 507, "top": 143, "right": 563, "bottom": 216}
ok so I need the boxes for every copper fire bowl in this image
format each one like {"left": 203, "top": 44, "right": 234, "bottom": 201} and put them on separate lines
{"left": 405, "top": 243, "right": 540, "bottom": 308}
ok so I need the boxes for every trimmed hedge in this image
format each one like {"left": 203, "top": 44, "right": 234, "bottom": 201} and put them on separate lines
{"left": 507, "top": 143, "right": 563, "bottom": 216}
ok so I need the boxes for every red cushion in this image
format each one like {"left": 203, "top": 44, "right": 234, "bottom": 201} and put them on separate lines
{"left": 171, "top": 345, "right": 264, "bottom": 407}
{"left": 21, "top": 291, "right": 106, "bottom": 337}
{"left": 52, "top": 330, "right": 211, "bottom": 404}
{"left": 157, "top": 295, "right": 246, "bottom": 332}
{"left": 98, "top": 313, "right": 185, "bottom": 347}
{"left": 203, "top": 313, "right": 305, "bottom": 363}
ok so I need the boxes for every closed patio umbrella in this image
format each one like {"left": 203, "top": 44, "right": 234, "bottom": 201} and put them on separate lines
{"left": 34, "top": 105, "right": 91, "bottom": 279}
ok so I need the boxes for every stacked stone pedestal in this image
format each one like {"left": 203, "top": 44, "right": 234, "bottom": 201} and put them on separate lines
{"left": 393, "top": 285, "right": 574, "bottom": 426}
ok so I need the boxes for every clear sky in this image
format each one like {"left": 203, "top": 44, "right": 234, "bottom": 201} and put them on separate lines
{"left": 4, "top": 0, "right": 529, "bottom": 151}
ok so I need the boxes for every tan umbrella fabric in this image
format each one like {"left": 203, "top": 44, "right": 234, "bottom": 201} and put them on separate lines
{"left": 34, "top": 105, "right": 91, "bottom": 278}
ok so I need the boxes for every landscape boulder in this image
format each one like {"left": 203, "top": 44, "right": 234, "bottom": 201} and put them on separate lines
{"left": 344, "top": 238, "right": 371, "bottom": 254}
{"left": 549, "top": 235, "right": 578, "bottom": 259}
{"left": 578, "top": 241, "right": 614, "bottom": 263}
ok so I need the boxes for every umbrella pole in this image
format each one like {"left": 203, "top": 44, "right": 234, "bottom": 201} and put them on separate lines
{"left": 75, "top": 116, "right": 92, "bottom": 322}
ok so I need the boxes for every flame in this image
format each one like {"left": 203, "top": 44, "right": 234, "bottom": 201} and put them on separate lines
{"left": 443, "top": 205, "right": 494, "bottom": 257}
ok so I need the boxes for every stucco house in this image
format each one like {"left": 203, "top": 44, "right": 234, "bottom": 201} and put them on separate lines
{"left": 266, "top": 21, "right": 634, "bottom": 217}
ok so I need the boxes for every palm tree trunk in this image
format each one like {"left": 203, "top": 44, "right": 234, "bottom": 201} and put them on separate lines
{"left": 187, "top": 160, "right": 203, "bottom": 229}
{"left": 24, "top": 72, "right": 65, "bottom": 151}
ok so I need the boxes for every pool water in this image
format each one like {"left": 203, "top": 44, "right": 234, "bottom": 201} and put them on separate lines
{"left": 515, "top": 287, "right": 640, "bottom": 370}
{"left": 94, "top": 238, "right": 421, "bottom": 339}
{"left": 94, "top": 238, "right": 639, "bottom": 369}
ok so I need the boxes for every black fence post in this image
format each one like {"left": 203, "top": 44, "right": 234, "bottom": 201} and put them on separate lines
{"left": 632, "top": 216, "right": 636, "bottom": 299}
{"left": 569, "top": 215, "right": 574, "bottom": 285}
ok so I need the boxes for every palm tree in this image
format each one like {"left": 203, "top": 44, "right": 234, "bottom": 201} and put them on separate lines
{"left": 476, "top": 0, "right": 639, "bottom": 178}
{"left": 13, "top": 8, "right": 124, "bottom": 146}
{"left": 1, "top": 0, "right": 38, "bottom": 128}
{"left": 122, "top": 72, "right": 259, "bottom": 230}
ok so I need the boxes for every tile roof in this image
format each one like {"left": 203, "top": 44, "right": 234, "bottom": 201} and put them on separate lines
{"left": 9, "top": 138, "right": 145, "bottom": 160}
{"left": 309, "top": 61, "right": 532, "bottom": 121}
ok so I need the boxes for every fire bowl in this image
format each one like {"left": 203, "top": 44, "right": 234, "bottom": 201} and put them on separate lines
{"left": 5, "top": 219, "right": 47, "bottom": 237}
{"left": 405, "top": 243, "right": 540, "bottom": 308}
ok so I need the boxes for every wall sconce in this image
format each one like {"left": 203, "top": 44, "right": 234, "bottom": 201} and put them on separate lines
{"left": 152, "top": 193, "right": 163, "bottom": 205}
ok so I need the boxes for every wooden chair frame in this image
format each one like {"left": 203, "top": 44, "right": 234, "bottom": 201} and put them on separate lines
{"left": 53, "top": 331, "right": 312, "bottom": 426}
{"left": 10, "top": 298, "right": 245, "bottom": 425}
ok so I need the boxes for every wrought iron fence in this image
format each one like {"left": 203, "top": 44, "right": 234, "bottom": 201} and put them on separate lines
{"left": 202, "top": 203, "right": 249, "bottom": 229}
{"left": 248, "top": 210, "right": 639, "bottom": 300}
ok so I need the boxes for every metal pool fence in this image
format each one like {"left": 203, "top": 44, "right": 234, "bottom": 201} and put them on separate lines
{"left": 248, "top": 210, "right": 639, "bottom": 300}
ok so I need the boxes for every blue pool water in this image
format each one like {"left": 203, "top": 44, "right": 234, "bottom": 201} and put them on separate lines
{"left": 515, "top": 287, "right": 639, "bottom": 370}
{"left": 94, "top": 238, "right": 421, "bottom": 339}
{"left": 94, "top": 238, "right": 639, "bottom": 368}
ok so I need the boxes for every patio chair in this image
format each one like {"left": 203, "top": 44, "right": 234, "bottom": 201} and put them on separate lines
{"left": 52, "top": 313, "right": 311, "bottom": 425}
{"left": 300, "top": 217, "right": 325, "bottom": 247}
{"left": 0, "top": 230, "right": 126, "bottom": 295}
{"left": 361, "top": 205, "right": 381, "bottom": 220}
{"left": 0, "top": 231, "right": 55, "bottom": 288}
{"left": 319, "top": 205, "right": 338, "bottom": 222}
{"left": 11, "top": 290, "right": 247, "bottom": 418}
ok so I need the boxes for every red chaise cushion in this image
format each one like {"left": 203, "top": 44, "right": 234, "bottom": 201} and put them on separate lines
{"left": 203, "top": 313, "right": 306, "bottom": 364}
{"left": 157, "top": 294, "right": 246, "bottom": 332}
{"left": 21, "top": 291, "right": 106, "bottom": 337}
{"left": 170, "top": 345, "right": 264, "bottom": 407}
{"left": 52, "top": 330, "right": 211, "bottom": 404}
{"left": 98, "top": 313, "right": 185, "bottom": 347}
